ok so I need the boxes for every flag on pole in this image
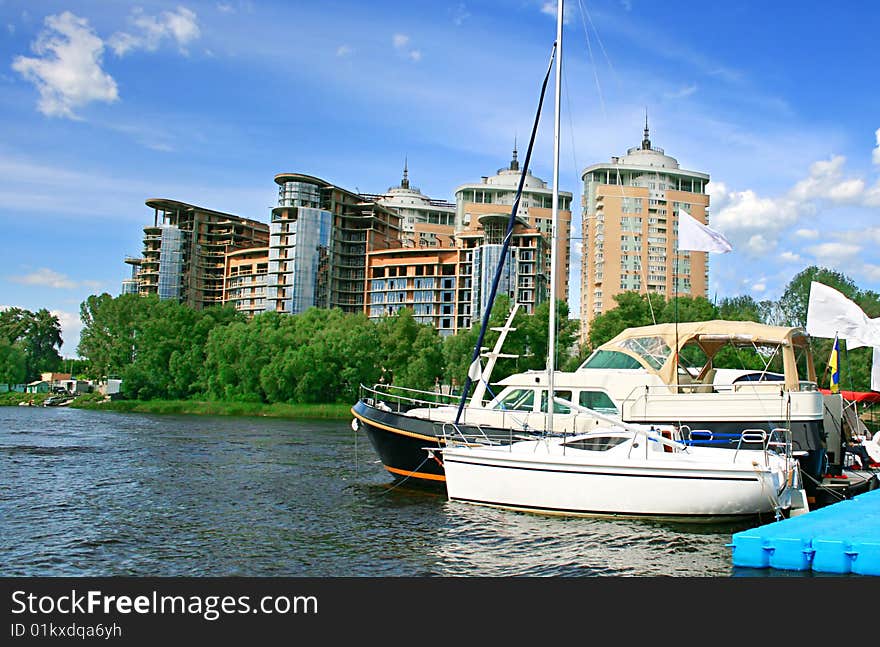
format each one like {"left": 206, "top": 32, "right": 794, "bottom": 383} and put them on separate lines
{"left": 828, "top": 334, "right": 840, "bottom": 394}
{"left": 467, "top": 358, "right": 482, "bottom": 382}
{"left": 676, "top": 207, "right": 733, "bottom": 253}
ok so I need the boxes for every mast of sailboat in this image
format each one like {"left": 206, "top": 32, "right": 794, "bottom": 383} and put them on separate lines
{"left": 452, "top": 40, "right": 558, "bottom": 427}
{"left": 547, "top": 0, "right": 563, "bottom": 435}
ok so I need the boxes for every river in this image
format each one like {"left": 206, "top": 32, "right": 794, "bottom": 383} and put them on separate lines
{"left": 1, "top": 406, "right": 772, "bottom": 577}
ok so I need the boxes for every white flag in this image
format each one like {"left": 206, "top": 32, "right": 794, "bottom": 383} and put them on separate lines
{"left": 677, "top": 207, "right": 733, "bottom": 253}
{"left": 806, "top": 282, "right": 880, "bottom": 348}
{"left": 468, "top": 358, "right": 483, "bottom": 381}
{"left": 873, "top": 347, "right": 880, "bottom": 392}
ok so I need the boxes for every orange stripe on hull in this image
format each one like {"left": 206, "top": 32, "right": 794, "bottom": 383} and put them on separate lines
{"left": 385, "top": 465, "right": 446, "bottom": 482}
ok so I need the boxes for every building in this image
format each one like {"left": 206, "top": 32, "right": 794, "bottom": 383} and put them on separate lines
{"left": 364, "top": 212, "right": 548, "bottom": 336}
{"left": 131, "top": 199, "right": 269, "bottom": 310}
{"left": 268, "top": 174, "right": 401, "bottom": 315}
{"left": 454, "top": 146, "right": 573, "bottom": 308}
{"left": 121, "top": 257, "right": 141, "bottom": 295}
{"left": 361, "top": 161, "right": 456, "bottom": 247}
{"left": 223, "top": 246, "right": 269, "bottom": 317}
{"left": 579, "top": 122, "right": 710, "bottom": 340}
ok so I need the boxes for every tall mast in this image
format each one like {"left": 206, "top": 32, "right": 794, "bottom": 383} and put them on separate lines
{"left": 547, "top": 0, "right": 563, "bottom": 434}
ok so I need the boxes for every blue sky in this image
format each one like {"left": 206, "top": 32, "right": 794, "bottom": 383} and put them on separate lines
{"left": 1, "top": 0, "right": 879, "bottom": 357}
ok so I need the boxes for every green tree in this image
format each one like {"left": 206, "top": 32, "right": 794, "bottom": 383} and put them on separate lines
{"left": 0, "top": 307, "right": 63, "bottom": 380}
{"left": 0, "top": 338, "right": 26, "bottom": 386}
{"left": 718, "top": 295, "right": 762, "bottom": 322}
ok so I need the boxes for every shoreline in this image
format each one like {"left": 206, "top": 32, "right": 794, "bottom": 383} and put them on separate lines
{"left": 0, "top": 393, "right": 353, "bottom": 420}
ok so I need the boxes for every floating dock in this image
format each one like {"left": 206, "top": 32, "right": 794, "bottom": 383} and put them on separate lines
{"left": 729, "top": 487, "right": 880, "bottom": 575}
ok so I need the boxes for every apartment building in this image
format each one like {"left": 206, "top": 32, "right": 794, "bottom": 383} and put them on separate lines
{"left": 580, "top": 123, "right": 710, "bottom": 340}
{"left": 130, "top": 199, "right": 269, "bottom": 310}
{"left": 453, "top": 147, "right": 573, "bottom": 307}
{"left": 268, "top": 173, "right": 401, "bottom": 315}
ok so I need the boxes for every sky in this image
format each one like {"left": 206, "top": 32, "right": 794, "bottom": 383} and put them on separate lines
{"left": 1, "top": 0, "right": 879, "bottom": 357}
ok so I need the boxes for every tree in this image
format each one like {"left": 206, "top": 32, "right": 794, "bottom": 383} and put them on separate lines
{"left": 0, "top": 306, "right": 63, "bottom": 380}
{"left": 718, "top": 295, "right": 762, "bottom": 322}
{"left": 0, "top": 338, "right": 26, "bottom": 386}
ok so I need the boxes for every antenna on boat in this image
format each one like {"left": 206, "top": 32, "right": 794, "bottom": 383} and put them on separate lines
{"left": 453, "top": 40, "right": 558, "bottom": 427}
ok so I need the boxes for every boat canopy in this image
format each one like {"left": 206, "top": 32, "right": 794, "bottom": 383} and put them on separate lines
{"left": 582, "top": 320, "right": 816, "bottom": 391}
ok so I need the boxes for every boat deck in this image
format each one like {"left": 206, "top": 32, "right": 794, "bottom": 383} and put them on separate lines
{"left": 729, "top": 485, "right": 880, "bottom": 575}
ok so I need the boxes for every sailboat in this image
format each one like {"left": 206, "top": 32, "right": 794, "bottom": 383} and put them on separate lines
{"left": 434, "top": 0, "right": 804, "bottom": 521}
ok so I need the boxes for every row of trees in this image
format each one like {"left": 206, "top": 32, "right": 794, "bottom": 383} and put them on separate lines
{"left": 73, "top": 292, "right": 578, "bottom": 403}
{"left": 0, "top": 307, "right": 63, "bottom": 385}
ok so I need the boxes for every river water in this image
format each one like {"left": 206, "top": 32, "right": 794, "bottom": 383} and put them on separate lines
{"left": 1, "top": 406, "right": 774, "bottom": 577}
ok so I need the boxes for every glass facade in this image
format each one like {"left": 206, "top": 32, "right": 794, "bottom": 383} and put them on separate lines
{"left": 268, "top": 206, "right": 331, "bottom": 315}
{"left": 157, "top": 225, "right": 184, "bottom": 301}
{"left": 472, "top": 244, "right": 516, "bottom": 321}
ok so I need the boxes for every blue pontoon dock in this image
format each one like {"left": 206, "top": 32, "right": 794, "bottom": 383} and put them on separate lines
{"left": 730, "top": 487, "right": 880, "bottom": 575}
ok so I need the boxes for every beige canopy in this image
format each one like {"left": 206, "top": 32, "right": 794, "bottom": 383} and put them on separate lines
{"left": 597, "top": 319, "right": 817, "bottom": 390}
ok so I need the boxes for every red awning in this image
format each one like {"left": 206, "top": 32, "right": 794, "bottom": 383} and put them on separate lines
{"left": 819, "top": 389, "right": 880, "bottom": 403}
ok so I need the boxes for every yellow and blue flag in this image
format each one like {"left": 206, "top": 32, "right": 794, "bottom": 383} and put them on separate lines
{"left": 828, "top": 334, "right": 840, "bottom": 394}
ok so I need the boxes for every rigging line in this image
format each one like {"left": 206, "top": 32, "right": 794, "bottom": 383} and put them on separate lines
{"left": 576, "top": 0, "right": 606, "bottom": 120}
{"left": 453, "top": 41, "right": 558, "bottom": 427}
{"left": 579, "top": 0, "right": 622, "bottom": 90}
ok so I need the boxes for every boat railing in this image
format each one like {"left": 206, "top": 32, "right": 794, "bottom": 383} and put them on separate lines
{"left": 358, "top": 383, "right": 461, "bottom": 413}
{"left": 734, "top": 427, "right": 793, "bottom": 467}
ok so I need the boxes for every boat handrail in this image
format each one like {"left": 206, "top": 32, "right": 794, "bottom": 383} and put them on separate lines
{"left": 359, "top": 383, "right": 460, "bottom": 411}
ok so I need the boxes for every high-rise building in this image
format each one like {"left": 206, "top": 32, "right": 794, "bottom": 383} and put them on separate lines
{"left": 454, "top": 147, "right": 573, "bottom": 308}
{"left": 579, "top": 121, "right": 710, "bottom": 341}
{"left": 132, "top": 199, "right": 269, "bottom": 309}
{"left": 364, "top": 215, "right": 543, "bottom": 336}
{"left": 361, "top": 161, "right": 456, "bottom": 247}
{"left": 269, "top": 174, "right": 401, "bottom": 315}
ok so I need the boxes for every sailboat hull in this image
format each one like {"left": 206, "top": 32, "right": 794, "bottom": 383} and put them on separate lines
{"left": 442, "top": 441, "right": 791, "bottom": 522}
{"left": 352, "top": 400, "right": 447, "bottom": 484}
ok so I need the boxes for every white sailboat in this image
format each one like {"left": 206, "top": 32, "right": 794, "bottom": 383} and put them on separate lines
{"left": 436, "top": 0, "right": 804, "bottom": 522}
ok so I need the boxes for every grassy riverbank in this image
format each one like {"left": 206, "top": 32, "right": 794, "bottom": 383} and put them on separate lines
{"left": 0, "top": 392, "right": 353, "bottom": 420}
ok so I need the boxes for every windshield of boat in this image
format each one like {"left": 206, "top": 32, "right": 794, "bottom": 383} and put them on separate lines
{"left": 617, "top": 336, "right": 671, "bottom": 370}
{"left": 579, "top": 350, "right": 644, "bottom": 370}
{"left": 493, "top": 388, "right": 535, "bottom": 411}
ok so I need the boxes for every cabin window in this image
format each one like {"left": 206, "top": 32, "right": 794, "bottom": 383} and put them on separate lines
{"left": 494, "top": 388, "right": 535, "bottom": 412}
{"left": 579, "top": 350, "right": 643, "bottom": 370}
{"left": 578, "top": 390, "right": 618, "bottom": 415}
{"left": 540, "top": 390, "right": 573, "bottom": 413}
{"left": 562, "top": 436, "right": 628, "bottom": 451}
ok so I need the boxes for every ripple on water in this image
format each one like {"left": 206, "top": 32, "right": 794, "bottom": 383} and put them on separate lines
{"left": 0, "top": 407, "right": 748, "bottom": 577}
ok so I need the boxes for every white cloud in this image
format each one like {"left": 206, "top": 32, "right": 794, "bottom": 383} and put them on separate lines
{"left": 51, "top": 309, "right": 83, "bottom": 357}
{"left": 789, "top": 155, "right": 865, "bottom": 204}
{"left": 11, "top": 12, "right": 118, "bottom": 119}
{"left": 109, "top": 6, "right": 201, "bottom": 56}
{"left": 746, "top": 233, "right": 774, "bottom": 256}
{"left": 795, "top": 228, "right": 819, "bottom": 239}
{"left": 873, "top": 128, "right": 880, "bottom": 165}
{"left": 336, "top": 45, "right": 352, "bottom": 57}
{"left": 451, "top": 3, "right": 470, "bottom": 26}
{"left": 805, "top": 242, "right": 861, "bottom": 263}
{"left": 217, "top": 2, "right": 235, "bottom": 13}
{"left": 392, "top": 33, "right": 421, "bottom": 62}
{"left": 779, "top": 251, "right": 802, "bottom": 263}
{"left": 712, "top": 189, "right": 798, "bottom": 234}
{"left": 10, "top": 268, "right": 101, "bottom": 290}
{"left": 751, "top": 279, "right": 767, "bottom": 293}
{"left": 665, "top": 83, "right": 697, "bottom": 100}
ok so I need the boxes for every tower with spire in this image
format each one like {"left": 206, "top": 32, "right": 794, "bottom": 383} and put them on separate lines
{"left": 641, "top": 111, "right": 651, "bottom": 150}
